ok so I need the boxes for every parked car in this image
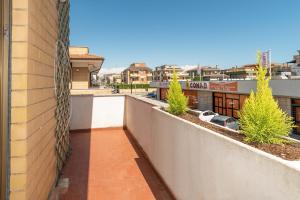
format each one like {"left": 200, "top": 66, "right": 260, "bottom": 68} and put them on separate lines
{"left": 147, "top": 92, "right": 157, "bottom": 99}
{"left": 199, "top": 110, "right": 219, "bottom": 122}
{"left": 210, "top": 115, "right": 239, "bottom": 131}
{"left": 112, "top": 87, "right": 119, "bottom": 94}
{"left": 192, "top": 110, "right": 218, "bottom": 122}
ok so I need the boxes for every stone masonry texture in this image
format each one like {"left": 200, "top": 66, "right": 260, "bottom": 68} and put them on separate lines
{"left": 10, "top": 0, "right": 58, "bottom": 199}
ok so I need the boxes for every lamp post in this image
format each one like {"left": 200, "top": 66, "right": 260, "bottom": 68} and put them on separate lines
{"left": 130, "top": 77, "right": 133, "bottom": 94}
{"left": 269, "top": 49, "right": 272, "bottom": 79}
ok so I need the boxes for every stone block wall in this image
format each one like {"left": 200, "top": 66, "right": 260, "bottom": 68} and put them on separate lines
{"left": 10, "top": 0, "right": 58, "bottom": 199}
{"left": 197, "top": 91, "right": 213, "bottom": 111}
{"left": 275, "top": 96, "right": 292, "bottom": 115}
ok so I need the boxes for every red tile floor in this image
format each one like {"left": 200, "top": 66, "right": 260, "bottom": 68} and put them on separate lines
{"left": 60, "top": 128, "right": 174, "bottom": 200}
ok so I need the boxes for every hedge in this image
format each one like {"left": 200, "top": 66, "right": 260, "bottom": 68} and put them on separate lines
{"left": 110, "top": 84, "right": 151, "bottom": 89}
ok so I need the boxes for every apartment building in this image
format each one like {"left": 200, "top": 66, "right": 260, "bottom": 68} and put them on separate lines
{"left": 70, "top": 47, "right": 104, "bottom": 89}
{"left": 153, "top": 65, "right": 189, "bottom": 81}
{"left": 225, "top": 63, "right": 293, "bottom": 80}
{"left": 290, "top": 50, "right": 300, "bottom": 76}
{"left": 121, "top": 63, "right": 153, "bottom": 84}
{"left": 186, "top": 66, "right": 228, "bottom": 81}
{"left": 103, "top": 73, "right": 122, "bottom": 84}
{"left": 224, "top": 64, "right": 257, "bottom": 80}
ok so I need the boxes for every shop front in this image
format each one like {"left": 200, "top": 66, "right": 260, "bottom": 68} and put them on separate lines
{"left": 183, "top": 90, "right": 198, "bottom": 109}
{"left": 213, "top": 93, "right": 248, "bottom": 118}
{"left": 160, "top": 88, "right": 168, "bottom": 101}
{"left": 159, "top": 88, "right": 198, "bottom": 109}
{"left": 152, "top": 80, "right": 300, "bottom": 135}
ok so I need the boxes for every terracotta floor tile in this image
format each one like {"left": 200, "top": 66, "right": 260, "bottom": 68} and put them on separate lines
{"left": 60, "top": 128, "right": 174, "bottom": 200}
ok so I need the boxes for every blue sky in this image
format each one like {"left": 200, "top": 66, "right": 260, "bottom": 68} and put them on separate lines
{"left": 70, "top": 0, "right": 300, "bottom": 71}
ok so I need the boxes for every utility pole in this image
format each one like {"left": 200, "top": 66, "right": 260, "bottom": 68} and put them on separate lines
{"left": 269, "top": 49, "right": 272, "bottom": 79}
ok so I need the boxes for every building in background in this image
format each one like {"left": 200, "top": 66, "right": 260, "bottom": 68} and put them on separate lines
{"left": 70, "top": 47, "right": 104, "bottom": 89}
{"left": 224, "top": 63, "right": 293, "bottom": 80}
{"left": 224, "top": 64, "right": 257, "bottom": 80}
{"left": 186, "top": 66, "right": 228, "bottom": 81}
{"left": 153, "top": 65, "right": 189, "bottom": 81}
{"left": 102, "top": 73, "right": 122, "bottom": 84}
{"left": 121, "top": 63, "right": 153, "bottom": 84}
{"left": 271, "top": 63, "right": 292, "bottom": 79}
{"left": 290, "top": 50, "right": 300, "bottom": 77}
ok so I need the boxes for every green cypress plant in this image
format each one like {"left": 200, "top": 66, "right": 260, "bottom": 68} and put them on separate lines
{"left": 166, "top": 70, "right": 188, "bottom": 115}
{"left": 239, "top": 52, "right": 294, "bottom": 144}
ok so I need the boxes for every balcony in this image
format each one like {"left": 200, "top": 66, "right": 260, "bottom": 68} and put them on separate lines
{"left": 58, "top": 95, "right": 300, "bottom": 200}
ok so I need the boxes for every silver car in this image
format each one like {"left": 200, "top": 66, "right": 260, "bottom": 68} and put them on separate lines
{"left": 210, "top": 115, "right": 239, "bottom": 131}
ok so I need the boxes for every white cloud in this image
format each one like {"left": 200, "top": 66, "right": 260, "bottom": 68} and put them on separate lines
{"left": 180, "top": 65, "right": 198, "bottom": 71}
{"left": 99, "top": 67, "right": 125, "bottom": 75}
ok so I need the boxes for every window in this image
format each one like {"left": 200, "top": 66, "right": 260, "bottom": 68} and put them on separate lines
{"left": 211, "top": 119, "right": 224, "bottom": 126}
{"left": 203, "top": 112, "right": 209, "bottom": 116}
{"left": 292, "top": 99, "right": 300, "bottom": 135}
{"left": 214, "top": 92, "right": 249, "bottom": 119}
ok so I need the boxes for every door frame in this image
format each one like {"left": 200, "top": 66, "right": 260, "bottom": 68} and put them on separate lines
{"left": 1, "top": 0, "right": 10, "bottom": 199}
{"left": 292, "top": 99, "right": 300, "bottom": 135}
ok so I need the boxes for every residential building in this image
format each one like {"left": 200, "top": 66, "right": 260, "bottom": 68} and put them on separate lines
{"left": 224, "top": 63, "right": 293, "bottom": 80}
{"left": 224, "top": 64, "right": 257, "bottom": 80}
{"left": 290, "top": 50, "right": 300, "bottom": 76}
{"left": 153, "top": 65, "right": 189, "bottom": 81}
{"left": 70, "top": 47, "right": 104, "bottom": 89}
{"left": 121, "top": 63, "right": 153, "bottom": 84}
{"left": 186, "top": 66, "right": 228, "bottom": 81}
{"left": 271, "top": 63, "right": 292, "bottom": 79}
{"left": 103, "top": 73, "right": 122, "bottom": 84}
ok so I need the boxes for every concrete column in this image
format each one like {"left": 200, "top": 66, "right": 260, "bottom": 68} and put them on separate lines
{"left": 197, "top": 91, "right": 213, "bottom": 111}
{"left": 275, "top": 96, "right": 292, "bottom": 116}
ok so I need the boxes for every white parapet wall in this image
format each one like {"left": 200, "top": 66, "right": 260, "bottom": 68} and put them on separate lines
{"left": 70, "top": 95, "right": 125, "bottom": 130}
{"left": 125, "top": 95, "right": 300, "bottom": 200}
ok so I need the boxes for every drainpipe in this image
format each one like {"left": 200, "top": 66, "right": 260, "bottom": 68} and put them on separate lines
{"left": 1, "top": 0, "right": 12, "bottom": 199}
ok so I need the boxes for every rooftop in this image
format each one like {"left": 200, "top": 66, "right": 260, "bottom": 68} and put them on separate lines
{"left": 123, "top": 63, "right": 152, "bottom": 72}
{"left": 70, "top": 54, "right": 104, "bottom": 61}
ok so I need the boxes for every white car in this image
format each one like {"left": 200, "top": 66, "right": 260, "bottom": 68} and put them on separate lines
{"left": 195, "top": 110, "right": 218, "bottom": 122}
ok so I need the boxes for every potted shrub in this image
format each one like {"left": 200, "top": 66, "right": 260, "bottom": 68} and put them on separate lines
{"left": 166, "top": 70, "right": 188, "bottom": 115}
{"left": 239, "top": 52, "right": 294, "bottom": 144}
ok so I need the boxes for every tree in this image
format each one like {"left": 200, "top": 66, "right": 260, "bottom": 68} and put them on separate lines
{"left": 167, "top": 70, "right": 188, "bottom": 115}
{"left": 239, "top": 52, "right": 294, "bottom": 144}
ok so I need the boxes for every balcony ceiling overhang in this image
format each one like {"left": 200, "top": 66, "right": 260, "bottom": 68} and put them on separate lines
{"left": 71, "top": 59, "right": 104, "bottom": 72}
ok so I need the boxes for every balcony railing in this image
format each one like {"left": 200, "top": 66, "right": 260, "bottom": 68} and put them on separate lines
{"left": 66, "top": 94, "right": 300, "bottom": 200}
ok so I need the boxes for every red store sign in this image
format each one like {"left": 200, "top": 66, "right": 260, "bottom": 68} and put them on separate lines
{"left": 209, "top": 82, "right": 238, "bottom": 92}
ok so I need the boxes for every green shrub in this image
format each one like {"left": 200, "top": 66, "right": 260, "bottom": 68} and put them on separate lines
{"left": 192, "top": 77, "right": 202, "bottom": 81}
{"left": 239, "top": 52, "right": 294, "bottom": 144}
{"left": 166, "top": 70, "right": 188, "bottom": 115}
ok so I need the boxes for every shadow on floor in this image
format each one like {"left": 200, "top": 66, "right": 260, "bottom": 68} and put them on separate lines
{"left": 123, "top": 129, "right": 175, "bottom": 200}
{"left": 59, "top": 128, "right": 174, "bottom": 200}
{"left": 60, "top": 130, "right": 91, "bottom": 200}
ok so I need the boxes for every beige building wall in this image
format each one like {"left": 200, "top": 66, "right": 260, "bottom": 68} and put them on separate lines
{"left": 72, "top": 67, "right": 89, "bottom": 89}
{"left": 69, "top": 46, "right": 89, "bottom": 55}
{"left": 10, "top": 0, "right": 58, "bottom": 199}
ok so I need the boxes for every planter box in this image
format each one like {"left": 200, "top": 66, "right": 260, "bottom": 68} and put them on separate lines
{"left": 125, "top": 95, "right": 300, "bottom": 200}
